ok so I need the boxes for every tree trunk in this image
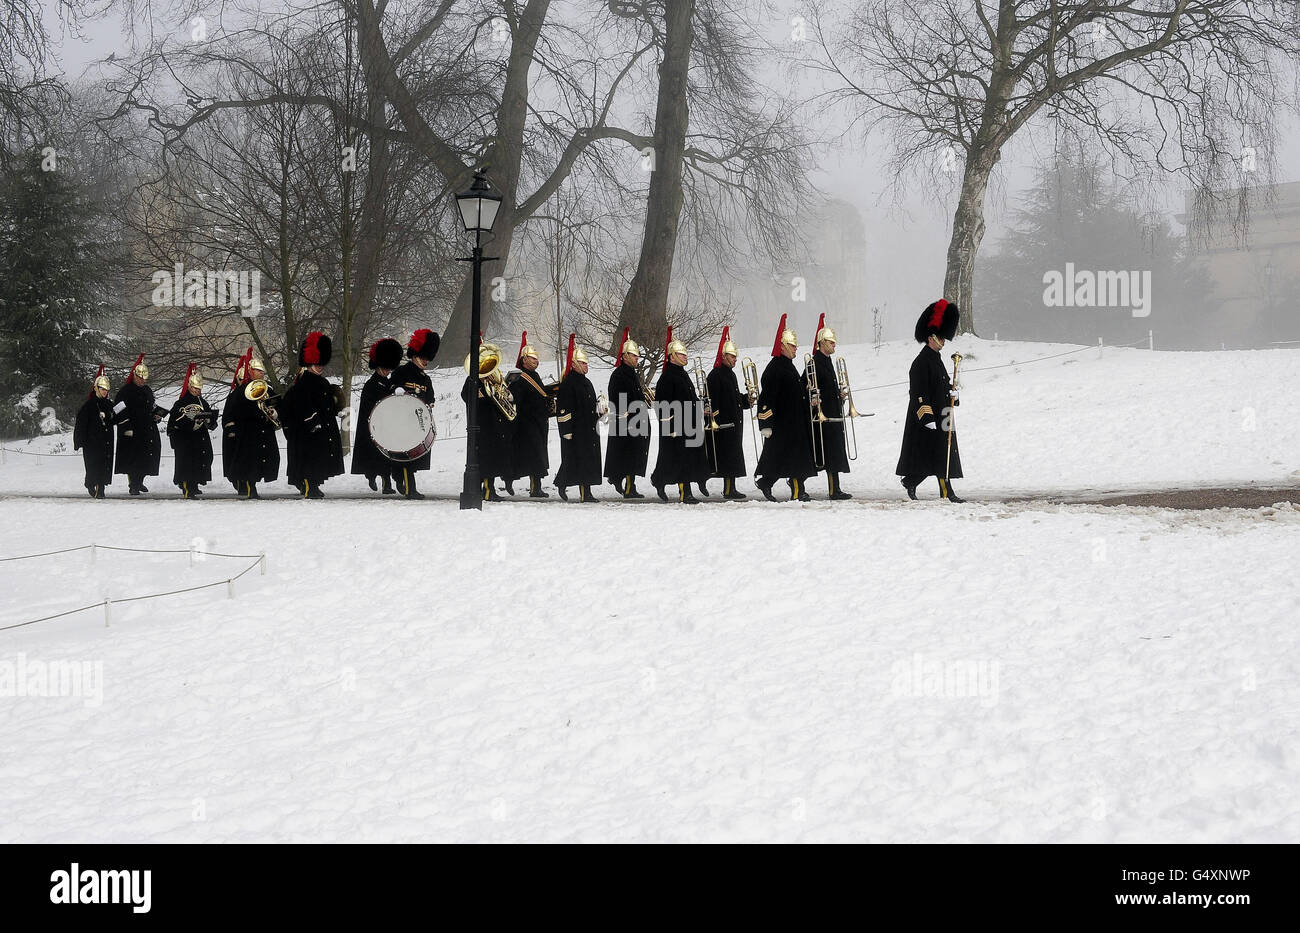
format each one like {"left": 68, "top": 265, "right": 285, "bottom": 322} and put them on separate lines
{"left": 611, "top": 0, "right": 694, "bottom": 357}
{"left": 441, "top": 0, "right": 551, "bottom": 351}
{"left": 943, "top": 151, "right": 995, "bottom": 336}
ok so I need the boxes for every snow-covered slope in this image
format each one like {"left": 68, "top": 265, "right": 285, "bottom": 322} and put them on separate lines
{"left": 1, "top": 339, "right": 1297, "bottom": 842}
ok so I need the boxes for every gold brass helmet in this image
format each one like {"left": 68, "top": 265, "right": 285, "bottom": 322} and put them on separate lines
{"left": 817, "top": 326, "right": 837, "bottom": 346}
{"left": 520, "top": 344, "right": 540, "bottom": 362}
{"left": 93, "top": 375, "right": 111, "bottom": 393}
{"left": 722, "top": 339, "right": 738, "bottom": 358}
{"left": 188, "top": 371, "right": 204, "bottom": 392}
{"left": 666, "top": 339, "right": 687, "bottom": 360}
{"left": 132, "top": 362, "right": 150, "bottom": 382}
{"left": 622, "top": 339, "right": 640, "bottom": 359}
{"left": 572, "top": 347, "right": 589, "bottom": 366}
{"left": 780, "top": 329, "right": 798, "bottom": 349}
{"left": 247, "top": 357, "right": 266, "bottom": 375}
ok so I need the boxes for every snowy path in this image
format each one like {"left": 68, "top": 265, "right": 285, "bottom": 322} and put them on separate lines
{"left": 2, "top": 339, "right": 1298, "bottom": 841}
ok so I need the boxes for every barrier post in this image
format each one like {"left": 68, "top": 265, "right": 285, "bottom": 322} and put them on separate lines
{"left": 259, "top": 553, "right": 267, "bottom": 576}
{"left": 1098, "top": 337, "right": 1103, "bottom": 359}
{"left": 104, "top": 598, "right": 111, "bottom": 628}
{"left": 1148, "top": 330, "right": 1154, "bottom": 351}
{"left": 227, "top": 579, "right": 234, "bottom": 599}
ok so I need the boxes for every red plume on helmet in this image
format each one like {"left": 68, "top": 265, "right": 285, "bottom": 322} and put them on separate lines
{"left": 713, "top": 326, "right": 730, "bottom": 369}
{"left": 770, "top": 314, "right": 788, "bottom": 357}
{"left": 87, "top": 364, "right": 105, "bottom": 398}
{"left": 617, "top": 326, "right": 630, "bottom": 361}
{"left": 126, "top": 352, "right": 145, "bottom": 385}
{"left": 231, "top": 346, "right": 252, "bottom": 389}
{"left": 563, "top": 332, "right": 576, "bottom": 378}
{"left": 662, "top": 325, "right": 673, "bottom": 373}
{"left": 516, "top": 330, "right": 528, "bottom": 367}
{"left": 182, "top": 362, "right": 197, "bottom": 396}
{"left": 814, "top": 313, "right": 826, "bottom": 351}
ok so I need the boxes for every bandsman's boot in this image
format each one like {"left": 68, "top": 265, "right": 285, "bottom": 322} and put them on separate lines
{"left": 938, "top": 478, "right": 965, "bottom": 503}
{"left": 579, "top": 484, "right": 599, "bottom": 503}
{"left": 722, "top": 477, "right": 747, "bottom": 501}
{"left": 529, "top": 476, "right": 549, "bottom": 498}
{"left": 679, "top": 483, "right": 700, "bottom": 505}
{"left": 381, "top": 473, "right": 396, "bottom": 495}
{"left": 828, "top": 472, "right": 852, "bottom": 501}
{"left": 792, "top": 477, "right": 810, "bottom": 502}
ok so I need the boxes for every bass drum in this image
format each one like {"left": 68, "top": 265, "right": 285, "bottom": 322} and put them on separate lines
{"left": 369, "top": 393, "right": 436, "bottom": 462}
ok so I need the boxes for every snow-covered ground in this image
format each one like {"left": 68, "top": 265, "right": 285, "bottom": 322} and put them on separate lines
{"left": 1, "top": 338, "right": 1297, "bottom": 841}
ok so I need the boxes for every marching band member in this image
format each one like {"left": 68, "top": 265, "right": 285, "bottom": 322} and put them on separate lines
{"left": 706, "top": 327, "right": 751, "bottom": 500}
{"left": 603, "top": 328, "right": 652, "bottom": 499}
{"left": 754, "top": 316, "right": 816, "bottom": 501}
{"left": 226, "top": 353, "right": 281, "bottom": 499}
{"left": 389, "top": 328, "right": 440, "bottom": 499}
{"left": 805, "top": 314, "right": 852, "bottom": 500}
{"left": 553, "top": 334, "right": 603, "bottom": 502}
{"left": 166, "top": 364, "right": 217, "bottom": 498}
{"left": 73, "top": 366, "right": 123, "bottom": 498}
{"left": 351, "top": 338, "right": 402, "bottom": 495}
{"left": 282, "top": 332, "right": 345, "bottom": 499}
{"left": 507, "top": 332, "right": 552, "bottom": 498}
{"left": 651, "top": 331, "right": 710, "bottom": 504}
{"left": 462, "top": 340, "right": 514, "bottom": 501}
{"left": 897, "top": 299, "right": 964, "bottom": 502}
{"left": 114, "top": 354, "right": 163, "bottom": 496}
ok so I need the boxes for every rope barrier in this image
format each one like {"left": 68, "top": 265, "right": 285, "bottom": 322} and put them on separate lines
{"left": 0, "top": 543, "right": 262, "bottom": 562}
{"left": 0, "top": 549, "right": 266, "bottom": 631}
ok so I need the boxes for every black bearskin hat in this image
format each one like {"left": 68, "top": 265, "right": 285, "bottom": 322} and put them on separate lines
{"left": 370, "top": 338, "right": 403, "bottom": 370}
{"left": 408, "top": 328, "right": 440, "bottom": 361}
{"left": 299, "top": 331, "right": 332, "bottom": 367}
{"left": 914, "top": 299, "right": 960, "bottom": 343}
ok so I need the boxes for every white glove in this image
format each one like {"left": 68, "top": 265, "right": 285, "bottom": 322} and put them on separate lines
{"left": 761, "top": 427, "right": 773, "bottom": 439}
{"left": 124, "top": 429, "right": 134, "bottom": 437}
{"left": 562, "top": 433, "right": 573, "bottom": 440}
{"left": 394, "top": 387, "right": 406, "bottom": 395}
{"left": 923, "top": 422, "right": 937, "bottom": 430}
{"left": 113, "top": 401, "right": 127, "bottom": 414}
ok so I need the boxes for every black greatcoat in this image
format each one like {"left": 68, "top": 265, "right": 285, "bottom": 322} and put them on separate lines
{"left": 282, "top": 369, "right": 345, "bottom": 487}
{"left": 507, "top": 369, "right": 551, "bottom": 479}
{"left": 554, "top": 370, "right": 602, "bottom": 487}
{"left": 166, "top": 391, "right": 217, "bottom": 487}
{"left": 461, "top": 376, "right": 514, "bottom": 480}
{"left": 113, "top": 380, "right": 162, "bottom": 478}
{"left": 754, "top": 355, "right": 816, "bottom": 482}
{"left": 895, "top": 345, "right": 963, "bottom": 479}
{"left": 351, "top": 371, "right": 395, "bottom": 479}
{"left": 706, "top": 363, "right": 750, "bottom": 479}
{"left": 650, "top": 362, "right": 710, "bottom": 487}
{"left": 73, "top": 395, "right": 117, "bottom": 489}
{"left": 389, "top": 361, "right": 435, "bottom": 472}
{"left": 225, "top": 386, "right": 280, "bottom": 485}
{"left": 805, "top": 350, "right": 850, "bottom": 474}
{"left": 604, "top": 362, "right": 651, "bottom": 482}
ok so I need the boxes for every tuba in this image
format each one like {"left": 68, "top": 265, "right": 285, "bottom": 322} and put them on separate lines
{"left": 464, "top": 343, "right": 517, "bottom": 421}
{"left": 244, "top": 379, "right": 282, "bottom": 430}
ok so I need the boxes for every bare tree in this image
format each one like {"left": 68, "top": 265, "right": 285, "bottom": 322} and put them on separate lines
{"left": 809, "top": 0, "right": 1300, "bottom": 333}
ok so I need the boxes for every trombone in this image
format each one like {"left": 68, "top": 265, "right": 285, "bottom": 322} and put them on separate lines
{"left": 835, "top": 356, "right": 863, "bottom": 461}
{"left": 692, "top": 357, "right": 721, "bottom": 463}
{"left": 741, "top": 357, "right": 760, "bottom": 458}
{"left": 804, "top": 352, "right": 829, "bottom": 468}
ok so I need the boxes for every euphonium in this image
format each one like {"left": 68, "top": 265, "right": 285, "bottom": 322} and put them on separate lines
{"left": 464, "top": 343, "right": 517, "bottom": 421}
{"left": 244, "top": 378, "right": 282, "bottom": 429}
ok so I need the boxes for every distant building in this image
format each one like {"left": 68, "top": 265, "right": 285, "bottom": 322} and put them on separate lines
{"left": 1178, "top": 180, "right": 1300, "bottom": 345}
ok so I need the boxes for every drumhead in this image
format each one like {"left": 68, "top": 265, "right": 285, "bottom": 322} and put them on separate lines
{"left": 369, "top": 394, "right": 435, "bottom": 461}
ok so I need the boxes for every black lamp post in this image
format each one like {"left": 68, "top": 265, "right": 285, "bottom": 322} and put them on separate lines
{"left": 455, "top": 168, "right": 503, "bottom": 510}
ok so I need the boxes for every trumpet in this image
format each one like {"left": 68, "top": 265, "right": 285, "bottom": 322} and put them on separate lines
{"left": 835, "top": 356, "right": 861, "bottom": 461}
{"left": 741, "top": 356, "right": 760, "bottom": 458}
{"left": 244, "top": 378, "right": 282, "bottom": 430}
